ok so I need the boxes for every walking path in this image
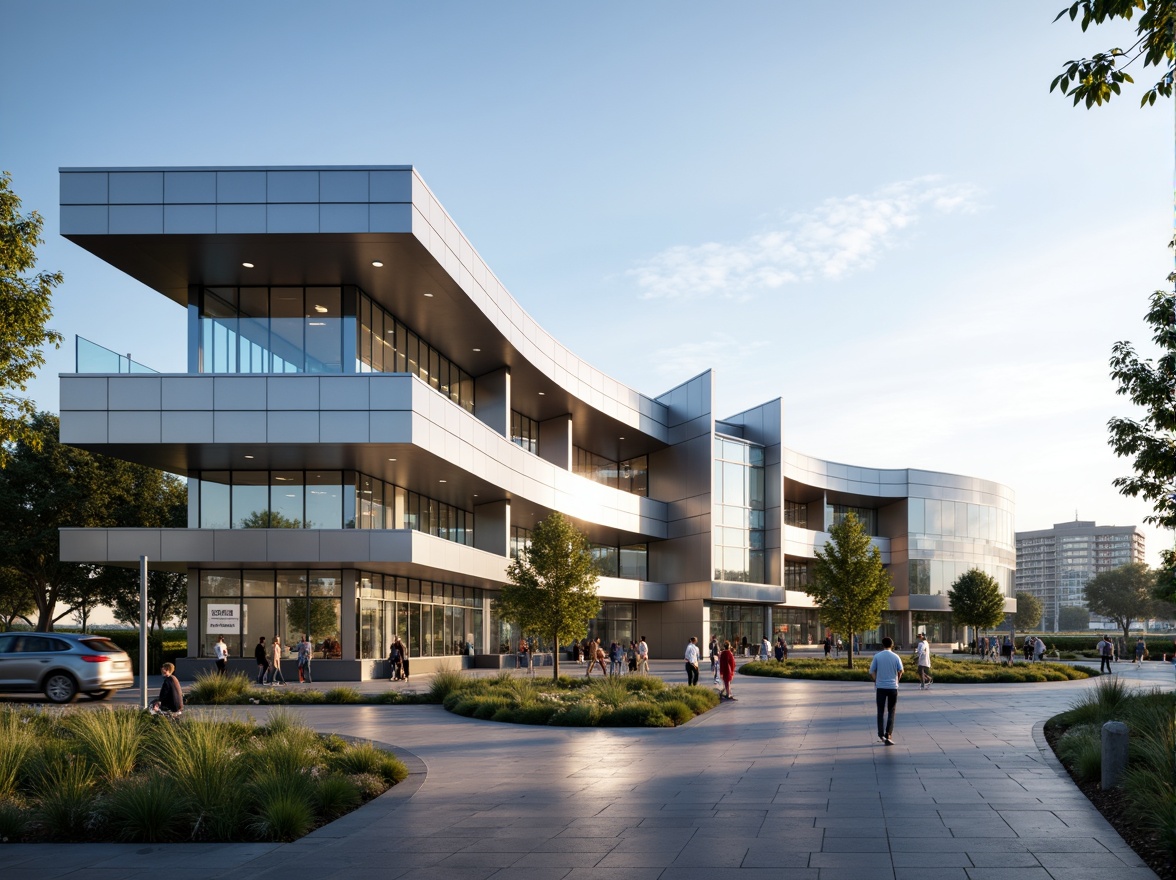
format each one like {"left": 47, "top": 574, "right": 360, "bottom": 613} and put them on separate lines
{"left": 3, "top": 658, "right": 1171, "bottom": 880}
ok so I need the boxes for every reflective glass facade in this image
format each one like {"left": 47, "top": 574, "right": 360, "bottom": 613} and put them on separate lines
{"left": 572, "top": 447, "right": 648, "bottom": 496}
{"left": 906, "top": 497, "right": 1016, "bottom": 597}
{"left": 193, "top": 470, "right": 473, "bottom": 545}
{"left": 356, "top": 573, "right": 484, "bottom": 659}
{"left": 198, "top": 569, "right": 342, "bottom": 660}
{"left": 511, "top": 411, "right": 539, "bottom": 454}
{"left": 713, "top": 435, "right": 765, "bottom": 583}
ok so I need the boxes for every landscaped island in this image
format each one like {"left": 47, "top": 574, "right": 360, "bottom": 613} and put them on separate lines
{"left": 738, "top": 656, "right": 1099, "bottom": 683}
{"left": 0, "top": 705, "right": 406, "bottom": 843}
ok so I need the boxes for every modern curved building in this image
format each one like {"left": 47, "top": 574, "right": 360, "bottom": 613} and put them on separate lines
{"left": 56, "top": 165, "right": 1016, "bottom": 678}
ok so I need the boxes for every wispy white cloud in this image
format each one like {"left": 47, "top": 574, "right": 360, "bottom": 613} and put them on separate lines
{"left": 629, "top": 176, "right": 982, "bottom": 300}
{"left": 648, "top": 333, "right": 771, "bottom": 380}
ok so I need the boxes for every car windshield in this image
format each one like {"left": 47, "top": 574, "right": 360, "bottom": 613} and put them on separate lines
{"left": 79, "top": 638, "right": 124, "bottom": 654}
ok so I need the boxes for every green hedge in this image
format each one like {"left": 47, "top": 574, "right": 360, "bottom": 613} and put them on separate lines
{"left": 961, "top": 635, "right": 1175, "bottom": 658}
{"left": 91, "top": 629, "right": 187, "bottom": 674}
{"left": 740, "top": 656, "right": 1097, "bottom": 683}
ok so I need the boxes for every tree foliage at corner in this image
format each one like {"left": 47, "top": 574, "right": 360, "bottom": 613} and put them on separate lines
{"left": 1083, "top": 562, "right": 1159, "bottom": 639}
{"left": 805, "top": 512, "right": 892, "bottom": 669}
{"left": 948, "top": 568, "right": 1006, "bottom": 633}
{"left": 0, "top": 412, "right": 187, "bottom": 631}
{"left": 1014, "top": 591, "right": 1044, "bottom": 631}
{"left": 1108, "top": 283, "right": 1176, "bottom": 530}
{"left": 0, "top": 172, "right": 64, "bottom": 465}
{"left": 495, "top": 512, "right": 601, "bottom": 681}
{"left": 1059, "top": 605, "right": 1093, "bottom": 632}
{"left": 1050, "top": 0, "right": 1175, "bottom": 107}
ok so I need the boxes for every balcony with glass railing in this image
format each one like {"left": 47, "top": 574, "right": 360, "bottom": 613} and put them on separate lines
{"left": 76, "top": 336, "right": 158, "bottom": 374}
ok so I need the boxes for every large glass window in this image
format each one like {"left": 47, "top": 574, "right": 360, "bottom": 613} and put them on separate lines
{"left": 572, "top": 448, "right": 649, "bottom": 497}
{"left": 713, "top": 435, "right": 765, "bottom": 583}
{"left": 354, "top": 291, "right": 474, "bottom": 412}
{"left": 511, "top": 411, "right": 539, "bottom": 454}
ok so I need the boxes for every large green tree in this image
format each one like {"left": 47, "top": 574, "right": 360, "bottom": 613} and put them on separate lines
{"left": 0, "top": 412, "right": 187, "bottom": 630}
{"left": 0, "top": 566, "right": 35, "bottom": 630}
{"left": 948, "top": 569, "right": 1006, "bottom": 637}
{"left": 1050, "top": 0, "right": 1175, "bottom": 107}
{"left": 1014, "top": 591, "right": 1044, "bottom": 632}
{"left": 0, "top": 172, "right": 63, "bottom": 465}
{"left": 494, "top": 512, "right": 601, "bottom": 681}
{"left": 805, "top": 512, "right": 892, "bottom": 669}
{"left": 1084, "top": 562, "right": 1158, "bottom": 640}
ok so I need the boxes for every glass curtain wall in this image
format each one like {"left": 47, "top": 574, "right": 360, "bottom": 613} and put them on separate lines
{"left": 590, "top": 543, "right": 648, "bottom": 580}
{"left": 198, "top": 569, "right": 343, "bottom": 659}
{"left": 511, "top": 411, "right": 539, "bottom": 454}
{"left": 193, "top": 470, "right": 473, "bottom": 546}
{"left": 199, "top": 286, "right": 346, "bottom": 374}
{"left": 354, "top": 290, "right": 474, "bottom": 412}
{"left": 713, "top": 435, "right": 765, "bottom": 583}
{"left": 572, "top": 447, "right": 648, "bottom": 496}
{"left": 907, "top": 497, "right": 1016, "bottom": 597}
{"left": 354, "top": 573, "right": 484, "bottom": 659}
{"left": 197, "top": 286, "right": 474, "bottom": 412}
{"left": 585, "top": 602, "right": 636, "bottom": 651}
{"left": 769, "top": 607, "right": 820, "bottom": 646}
{"left": 709, "top": 603, "right": 766, "bottom": 654}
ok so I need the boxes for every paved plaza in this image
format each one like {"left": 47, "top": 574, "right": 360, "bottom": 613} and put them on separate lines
{"left": 2, "top": 657, "right": 1171, "bottom": 880}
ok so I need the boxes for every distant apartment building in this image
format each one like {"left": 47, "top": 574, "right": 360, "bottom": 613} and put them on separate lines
{"left": 1015, "top": 521, "right": 1145, "bottom": 630}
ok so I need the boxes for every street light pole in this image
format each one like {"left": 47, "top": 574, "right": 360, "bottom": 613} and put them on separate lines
{"left": 139, "top": 555, "right": 148, "bottom": 710}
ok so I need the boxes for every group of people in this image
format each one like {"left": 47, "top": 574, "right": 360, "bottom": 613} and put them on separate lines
{"left": 250, "top": 634, "right": 317, "bottom": 685}
{"left": 582, "top": 637, "right": 650, "bottom": 677}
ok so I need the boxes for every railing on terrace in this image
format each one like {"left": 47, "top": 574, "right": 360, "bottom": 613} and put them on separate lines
{"left": 76, "top": 336, "right": 158, "bottom": 374}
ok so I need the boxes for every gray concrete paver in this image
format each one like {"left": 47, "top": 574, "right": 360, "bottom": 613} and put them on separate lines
{"left": 1, "top": 660, "right": 1170, "bottom": 879}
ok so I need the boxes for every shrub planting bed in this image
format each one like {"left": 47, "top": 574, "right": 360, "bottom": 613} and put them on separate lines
{"left": 1045, "top": 678, "right": 1175, "bottom": 879}
{"left": 739, "top": 656, "right": 1098, "bottom": 683}
{"left": 433, "top": 671, "right": 720, "bottom": 727}
{"left": 0, "top": 705, "right": 406, "bottom": 843}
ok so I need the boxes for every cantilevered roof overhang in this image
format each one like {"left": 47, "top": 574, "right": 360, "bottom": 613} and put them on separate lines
{"left": 60, "top": 166, "right": 672, "bottom": 459}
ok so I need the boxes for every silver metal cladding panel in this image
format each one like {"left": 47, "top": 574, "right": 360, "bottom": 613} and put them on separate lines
{"left": 266, "top": 170, "right": 318, "bottom": 203}
{"left": 109, "top": 205, "right": 163, "bottom": 234}
{"left": 216, "top": 171, "right": 267, "bottom": 202}
{"left": 164, "top": 204, "right": 217, "bottom": 234}
{"left": 319, "top": 170, "right": 369, "bottom": 202}
{"left": 61, "top": 172, "right": 108, "bottom": 204}
{"left": 216, "top": 204, "right": 267, "bottom": 233}
{"left": 109, "top": 172, "right": 163, "bottom": 204}
{"left": 164, "top": 171, "right": 217, "bottom": 203}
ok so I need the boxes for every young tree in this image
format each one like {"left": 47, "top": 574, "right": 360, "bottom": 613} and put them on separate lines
{"left": 1084, "top": 562, "right": 1158, "bottom": 640}
{"left": 1014, "top": 591, "right": 1044, "bottom": 632}
{"left": 805, "top": 512, "right": 892, "bottom": 669}
{"left": 948, "top": 569, "right": 1006, "bottom": 642}
{"left": 1050, "top": 0, "right": 1175, "bottom": 107}
{"left": 495, "top": 512, "right": 601, "bottom": 681}
{"left": 0, "top": 172, "right": 64, "bottom": 464}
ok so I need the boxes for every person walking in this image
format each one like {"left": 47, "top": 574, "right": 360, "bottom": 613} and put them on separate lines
{"left": 626, "top": 641, "right": 638, "bottom": 674}
{"left": 213, "top": 635, "right": 229, "bottom": 676}
{"left": 637, "top": 636, "right": 650, "bottom": 675}
{"left": 915, "top": 633, "right": 933, "bottom": 690}
{"left": 823, "top": 635, "right": 832, "bottom": 659}
{"left": 268, "top": 635, "right": 287, "bottom": 685}
{"left": 1098, "top": 635, "right": 1114, "bottom": 674}
{"left": 774, "top": 635, "right": 785, "bottom": 662}
{"left": 1033, "top": 636, "right": 1046, "bottom": 662}
{"left": 684, "top": 636, "right": 700, "bottom": 686}
{"left": 1134, "top": 637, "right": 1146, "bottom": 667}
{"left": 389, "top": 637, "right": 405, "bottom": 681}
{"left": 586, "top": 639, "right": 607, "bottom": 677}
{"left": 1001, "top": 635, "right": 1014, "bottom": 666}
{"left": 297, "top": 633, "right": 313, "bottom": 683}
{"left": 254, "top": 636, "right": 269, "bottom": 685}
{"left": 609, "top": 641, "right": 624, "bottom": 677}
{"left": 709, "top": 636, "right": 720, "bottom": 681}
{"left": 759, "top": 635, "right": 770, "bottom": 661}
{"left": 718, "top": 640, "right": 737, "bottom": 700}
{"left": 869, "top": 636, "right": 904, "bottom": 745}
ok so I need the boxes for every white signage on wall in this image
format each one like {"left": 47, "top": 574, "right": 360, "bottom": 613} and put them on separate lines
{"left": 207, "top": 604, "right": 243, "bottom": 634}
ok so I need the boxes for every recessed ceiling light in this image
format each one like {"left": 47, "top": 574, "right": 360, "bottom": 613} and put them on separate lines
{"left": 371, "top": 260, "right": 384, "bottom": 268}
{"left": 538, "top": 391, "right": 545, "bottom": 396}
{"left": 244, "top": 455, "right": 254, "bottom": 459}
{"left": 423, "top": 292, "right": 434, "bottom": 298}
{"left": 314, "top": 304, "right": 328, "bottom": 313}
{"left": 619, "top": 436, "right": 625, "bottom": 440}
{"left": 473, "top": 494, "right": 479, "bottom": 497}
{"left": 439, "top": 479, "right": 447, "bottom": 483}
{"left": 241, "top": 262, "right": 254, "bottom": 268}
{"left": 388, "top": 458, "right": 397, "bottom": 462}
{"left": 472, "top": 348, "right": 481, "bottom": 352}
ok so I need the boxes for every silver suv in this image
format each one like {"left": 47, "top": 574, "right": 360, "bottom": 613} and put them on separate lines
{"left": 0, "top": 632, "right": 135, "bottom": 703}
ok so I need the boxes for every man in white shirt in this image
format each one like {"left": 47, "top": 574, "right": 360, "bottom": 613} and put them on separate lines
{"left": 915, "top": 633, "right": 932, "bottom": 690}
{"left": 213, "top": 636, "right": 229, "bottom": 676}
{"left": 869, "top": 637, "right": 904, "bottom": 745}
{"left": 684, "top": 637, "right": 700, "bottom": 686}
{"left": 637, "top": 637, "right": 649, "bottom": 675}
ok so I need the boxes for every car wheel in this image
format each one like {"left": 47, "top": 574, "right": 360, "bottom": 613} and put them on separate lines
{"left": 87, "top": 689, "right": 114, "bottom": 701}
{"left": 44, "top": 673, "right": 78, "bottom": 703}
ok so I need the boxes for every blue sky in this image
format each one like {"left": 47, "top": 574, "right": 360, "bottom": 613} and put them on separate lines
{"left": 4, "top": 1, "right": 1171, "bottom": 564}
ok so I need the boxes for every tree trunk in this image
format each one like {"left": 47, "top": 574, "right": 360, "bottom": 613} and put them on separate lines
{"left": 551, "top": 629, "right": 560, "bottom": 681}
{"left": 846, "top": 631, "right": 854, "bottom": 670}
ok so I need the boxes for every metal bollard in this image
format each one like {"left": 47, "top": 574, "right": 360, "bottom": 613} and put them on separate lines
{"left": 1101, "top": 721, "right": 1129, "bottom": 790}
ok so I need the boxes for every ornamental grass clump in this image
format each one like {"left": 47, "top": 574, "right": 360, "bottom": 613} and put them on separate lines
{"left": 427, "top": 668, "right": 467, "bottom": 702}
{"left": 148, "top": 716, "right": 247, "bottom": 840}
{"left": 0, "top": 710, "right": 35, "bottom": 797}
{"left": 101, "top": 773, "right": 187, "bottom": 842}
{"left": 187, "top": 669, "right": 253, "bottom": 704}
{"left": 31, "top": 755, "right": 97, "bottom": 840}
{"left": 65, "top": 707, "right": 143, "bottom": 781}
